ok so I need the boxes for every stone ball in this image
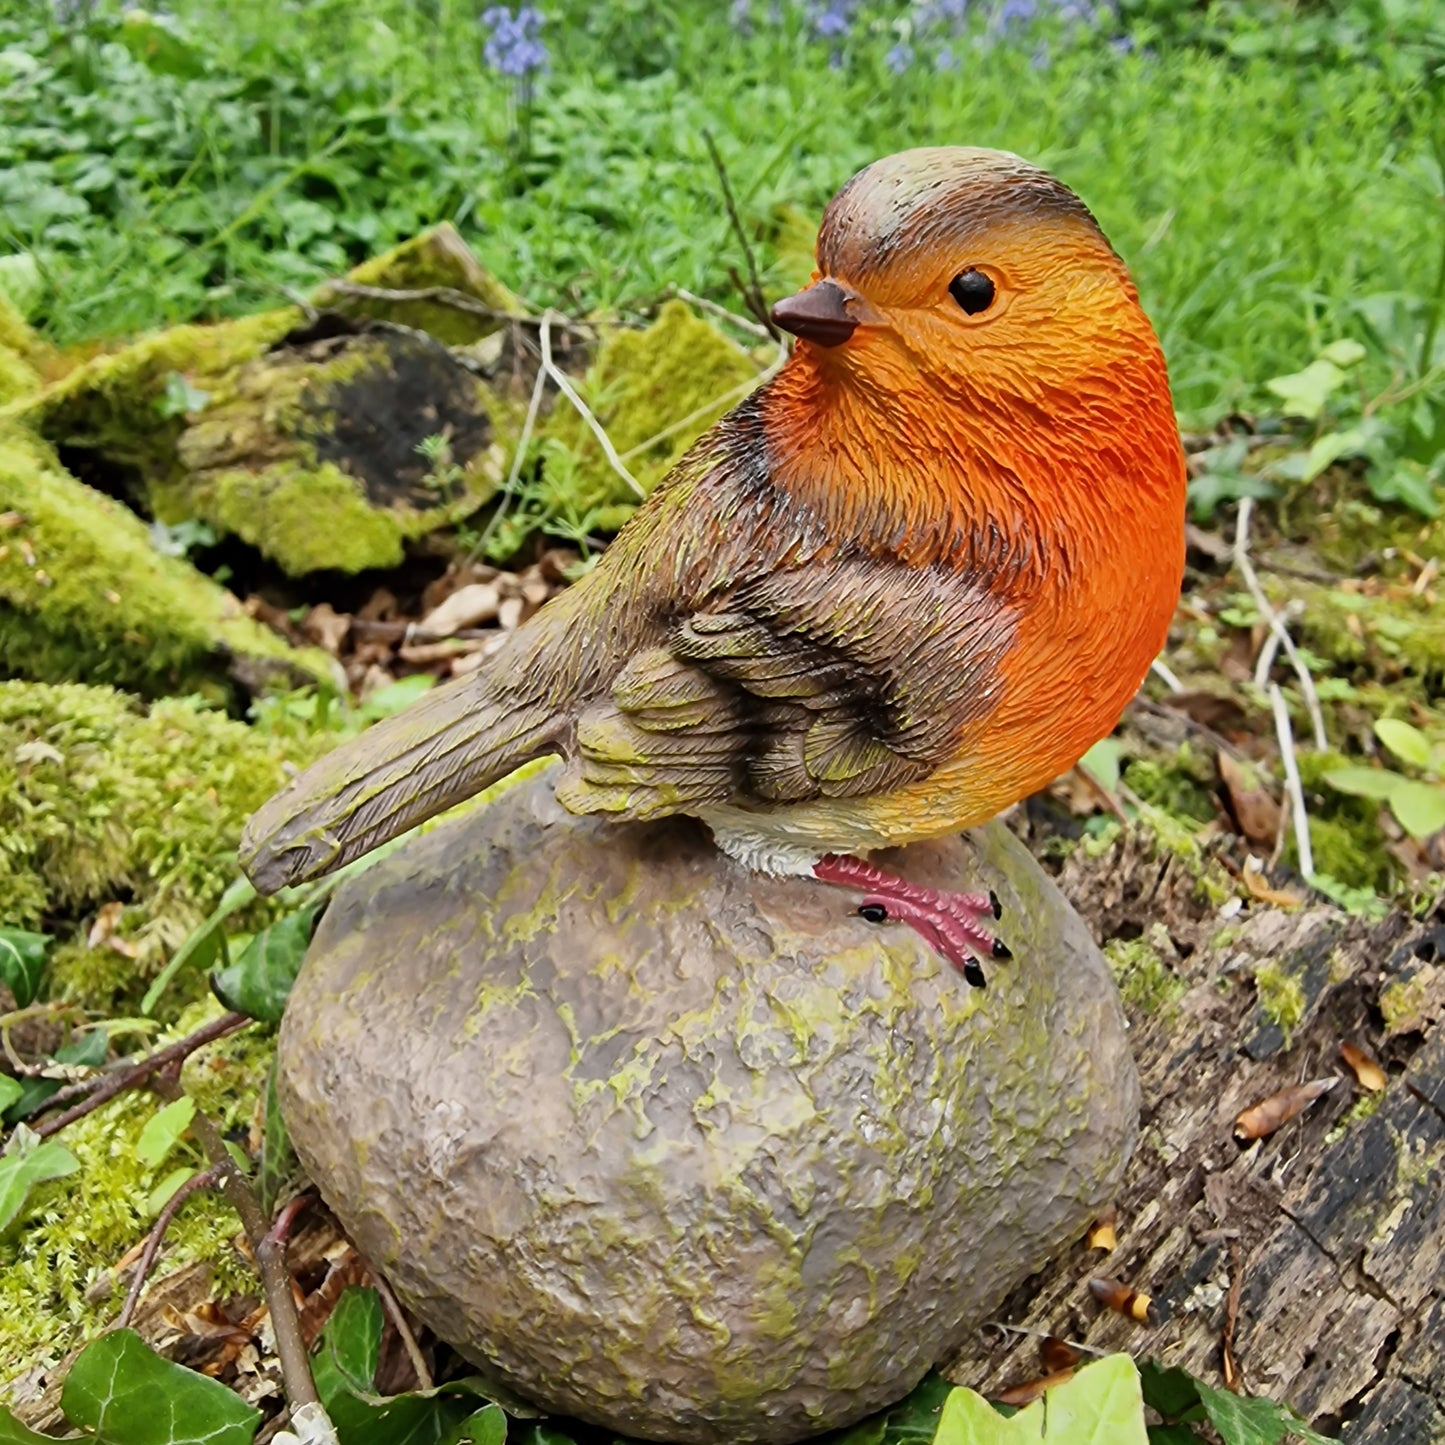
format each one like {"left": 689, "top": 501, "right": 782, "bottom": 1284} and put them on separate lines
{"left": 278, "top": 767, "right": 1137, "bottom": 1443}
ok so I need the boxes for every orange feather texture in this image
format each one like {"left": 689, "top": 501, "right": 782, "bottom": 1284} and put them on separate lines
{"left": 239, "top": 146, "right": 1186, "bottom": 897}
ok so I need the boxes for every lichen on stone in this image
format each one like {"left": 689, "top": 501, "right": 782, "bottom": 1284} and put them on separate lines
{"left": 0, "top": 680, "right": 332, "bottom": 1006}
{"left": 0, "top": 429, "right": 328, "bottom": 697}
{"left": 539, "top": 300, "right": 762, "bottom": 530}
{"left": 1105, "top": 934, "right": 1185, "bottom": 1014}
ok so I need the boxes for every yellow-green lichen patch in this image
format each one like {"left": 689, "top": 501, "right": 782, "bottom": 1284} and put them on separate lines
{"left": 1105, "top": 934, "right": 1186, "bottom": 1014}
{"left": 1253, "top": 960, "right": 1306, "bottom": 1039}
{"left": 163, "top": 328, "right": 507, "bottom": 575}
{"left": 0, "top": 1002, "right": 270, "bottom": 1396}
{"left": 540, "top": 300, "right": 761, "bottom": 527}
{"left": 0, "top": 680, "right": 333, "bottom": 1007}
{"left": 0, "top": 292, "right": 42, "bottom": 407}
{"left": 1282, "top": 578, "right": 1445, "bottom": 684}
{"left": 0, "top": 429, "right": 329, "bottom": 696}
{"left": 315, "top": 223, "right": 525, "bottom": 347}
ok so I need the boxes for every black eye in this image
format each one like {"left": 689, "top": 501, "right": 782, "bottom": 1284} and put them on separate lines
{"left": 949, "top": 269, "right": 995, "bottom": 315}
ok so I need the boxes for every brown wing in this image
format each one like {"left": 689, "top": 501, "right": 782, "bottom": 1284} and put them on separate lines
{"left": 553, "top": 553, "right": 1019, "bottom": 821}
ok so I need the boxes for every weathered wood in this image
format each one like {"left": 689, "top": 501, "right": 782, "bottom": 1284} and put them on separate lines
{"left": 944, "top": 830, "right": 1445, "bottom": 1443}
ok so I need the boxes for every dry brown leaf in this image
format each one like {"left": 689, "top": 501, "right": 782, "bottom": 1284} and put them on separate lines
{"left": 300, "top": 603, "right": 351, "bottom": 656}
{"left": 1340, "top": 1041, "right": 1386, "bottom": 1092}
{"left": 1233, "top": 1077, "right": 1337, "bottom": 1140}
{"left": 87, "top": 901, "right": 125, "bottom": 949}
{"left": 1218, "top": 752, "right": 1282, "bottom": 848}
{"left": 421, "top": 583, "right": 500, "bottom": 637}
{"left": 994, "top": 1369, "right": 1076, "bottom": 1407}
{"left": 1039, "top": 1336, "right": 1081, "bottom": 1374}
{"left": 1241, "top": 861, "right": 1304, "bottom": 910}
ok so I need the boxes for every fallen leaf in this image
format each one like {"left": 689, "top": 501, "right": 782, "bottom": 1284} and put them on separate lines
{"left": 994, "top": 1368, "right": 1077, "bottom": 1407}
{"left": 300, "top": 603, "right": 351, "bottom": 656}
{"left": 1241, "top": 859, "right": 1304, "bottom": 909}
{"left": 1340, "top": 1042, "right": 1386, "bottom": 1092}
{"left": 1040, "top": 1337, "right": 1081, "bottom": 1374}
{"left": 88, "top": 902, "right": 125, "bottom": 949}
{"left": 422, "top": 583, "right": 500, "bottom": 637}
{"left": 1233, "top": 1077, "right": 1338, "bottom": 1140}
{"left": 1218, "top": 753, "right": 1282, "bottom": 848}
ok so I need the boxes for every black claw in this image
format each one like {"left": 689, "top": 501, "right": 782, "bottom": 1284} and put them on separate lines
{"left": 962, "top": 960, "right": 988, "bottom": 988}
{"left": 989, "top": 889, "right": 1003, "bottom": 920}
{"left": 991, "top": 938, "right": 1012, "bottom": 961}
{"left": 858, "top": 903, "right": 889, "bottom": 924}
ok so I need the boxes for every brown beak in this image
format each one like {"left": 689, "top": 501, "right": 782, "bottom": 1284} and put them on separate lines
{"left": 770, "top": 279, "right": 859, "bottom": 348}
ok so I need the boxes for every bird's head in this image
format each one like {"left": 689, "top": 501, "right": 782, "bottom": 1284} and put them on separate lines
{"left": 760, "top": 146, "right": 1184, "bottom": 562}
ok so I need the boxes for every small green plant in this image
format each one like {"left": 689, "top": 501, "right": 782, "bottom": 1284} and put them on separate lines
{"left": 1324, "top": 717, "right": 1445, "bottom": 839}
{"left": 415, "top": 431, "right": 466, "bottom": 502}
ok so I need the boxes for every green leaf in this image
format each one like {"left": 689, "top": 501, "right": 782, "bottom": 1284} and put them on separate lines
{"left": 1298, "top": 426, "right": 1367, "bottom": 483}
{"left": 210, "top": 905, "right": 320, "bottom": 1023}
{"left": 259, "top": 1056, "right": 299, "bottom": 1220}
{"left": 1080, "top": 738, "right": 1124, "bottom": 795}
{"left": 1369, "top": 460, "right": 1442, "bottom": 518}
{"left": 145, "top": 1165, "right": 198, "bottom": 1217}
{"left": 135, "top": 1096, "right": 196, "bottom": 1169}
{"left": 827, "top": 1373, "right": 954, "bottom": 1444}
{"left": 1389, "top": 780, "right": 1445, "bottom": 839}
{"left": 142, "top": 875, "right": 256, "bottom": 1016}
{"left": 0, "top": 1137, "right": 81, "bottom": 1233}
{"left": 1138, "top": 1360, "right": 1203, "bottom": 1421}
{"left": 0, "top": 929, "right": 51, "bottom": 1008}
{"left": 1373, "top": 718, "right": 1432, "bottom": 770}
{"left": 1193, "top": 1378, "right": 1333, "bottom": 1445}
{"left": 0, "top": 1078, "right": 19, "bottom": 1116}
{"left": 314, "top": 1286, "right": 384, "bottom": 1404}
{"left": 1147, "top": 1429, "right": 1205, "bottom": 1444}
{"left": 933, "top": 1355, "right": 1147, "bottom": 1444}
{"left": 1321, "top": 765, "right": 1408, "bottom": 801}
{"left": 62, "top": 1329, "right": 260, "bottom": 1444}
{"left": 0, "top": 1403, "right": 59, "bottom": 1443}
{"left": 1317, "top": 339, "right": 1366, "bottom": 368}
{"left": 0, "top": 253, "right": 43, "bottom": 317}
{"left": 360, "top": 674, "right": 436, "bottom": 721}
{"left": 1264, "top": 359, "right": 1346, "bottom": 420}
{"left": 437, "top": 1407, "right": 508, "bottom": 1445}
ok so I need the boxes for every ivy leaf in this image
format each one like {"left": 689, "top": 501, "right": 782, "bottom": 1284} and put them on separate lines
{"left": 1373, "top": 718, "right": 1432, "bottom": 770}
{"left": 1147, "top": 1429, "right": 1204, "bottom": 1444}
{"left": 1138, "top": 1360, "right": 1204, "bottom": 1421}
{"left": 1079, "top": 739, "right": 1125, "bottom": 796}
{"left": 0, "top": 1135, "right": 81, "bottom": 1233}
{"left": 826, "top": 1373, "right": 954, "bottom": 1444}
{"left": 314, "top": 1286, "right": 383, "bottom": 1402}
{"left": 1264, "top": 359, "right": 1347, "bottom": 421}
{"left": 1388, "top": 780, "right": 1445, "bottom": 840}
{"left": 1192, "top": 1378, "right": 1333, "bottom": 1445}
{"left": 135, "top": 1096, "right": 196, "bottom": 1169}
{"left": 61, "top": 1329, "right": 260, "bottom": 1444}
{"left": 437, "top": 1407, "right": 508, "bottom": 1445}
{"left": 211, "top": 905, "right": 321, "bottom": 1023}
{"left": 0, "top": 1079, "right": 21, "bottom": 1116}
{"left": 0, "top": 1404, "right": 59, "bottom": 1443}
{"left": 933, "top": 1355, "right": 1148, "bottom": 1443}
{"left": 0, "top": 929, "right": 51, "bottom": 1008}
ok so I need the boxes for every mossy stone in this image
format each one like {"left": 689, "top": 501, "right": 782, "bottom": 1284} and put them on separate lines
{"left": 0, "top": 430, "right": 329, "bottom": 698}
{"left": 540, "top": 300, "right": 762, "bottom": 527}
{"left": 279, "top": 767, "right": 1139, "bottom": 1444}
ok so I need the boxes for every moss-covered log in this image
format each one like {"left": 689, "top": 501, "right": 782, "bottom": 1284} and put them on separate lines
{"left": 0, "top": 430, "right": 330, "bottom": 698}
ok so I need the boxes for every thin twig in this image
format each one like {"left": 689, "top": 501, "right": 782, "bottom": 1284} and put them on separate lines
{"left": 670, "top": 286, "right": 773, "bottom": 340}
{"left": 1270, "top": 682, "right": 1314, "bottom": 880}
{"left": 1149, "top": 657, "right": 1185, "bottom": 694}
{"left": 1232, "top": 499, "right": 1327, "bottom": 750}
{"left": 700, "top": 130, "right": 780, "bottom": 341}
{"left": 369, "top": 1269, "right": 433, "bottom": 1390}
{"left": 320, "top": 281, "right": 535, "bottom": 328}
{"left": 116, "top": 1162, "right": 226, "bottom": 1329}
{"left": 1129, "top": 694, "right": 1248, "bottom": 763}
{"left": 31, "top": 1012, "right": 250, "bottom": 1140}
{"left": 539, "top": 311, "right": 644, "bottom": 498}
{"left": 181, "top": 1104, "right": 325, "bottom": 1417}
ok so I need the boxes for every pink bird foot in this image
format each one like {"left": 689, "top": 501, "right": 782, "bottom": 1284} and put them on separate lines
{"left": 813, "top": 853, "right": 1009, "bottom": 989}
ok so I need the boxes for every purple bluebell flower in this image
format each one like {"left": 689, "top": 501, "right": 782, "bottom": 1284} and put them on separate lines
{"left": 934, "top": 42, "right": 959, "bottom": 68}
{"left": 884, "top": 41, "right": 915, "bottom": 72}
{"left": 729, "top": 0, "right": 752, "bottom": 33}
{"left": 812, "top": 0, "right": 855, "bottom": 40}
{"left": 997, "top": 0, "right": 1037, "bottom": 30}
{"left": 1110, "top": 31, "right": 1135, "bottom": 52}
{"left": 480, "top": 5, "right": 548, "bottom": 80}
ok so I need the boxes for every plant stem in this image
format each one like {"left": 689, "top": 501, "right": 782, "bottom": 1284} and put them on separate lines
{"left": 30, "top": 1012, "right": 251, "bottom": 1140}
{"left": 117, "top": 1162, "right": 227, "bottom": 1329}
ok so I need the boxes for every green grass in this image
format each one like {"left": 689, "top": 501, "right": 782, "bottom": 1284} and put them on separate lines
{"left": 0, "top": 0, "right": 1441, "bottom": 429}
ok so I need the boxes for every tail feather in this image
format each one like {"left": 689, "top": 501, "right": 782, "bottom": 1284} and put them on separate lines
{"left": 240, "top": 672, "right": 560, "bottom": 895}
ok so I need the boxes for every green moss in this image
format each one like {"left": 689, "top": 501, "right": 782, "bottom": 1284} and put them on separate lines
{"left": 0, "top": 429, "right": 329, "bottom": 696}
{"left": 1380, "top": 976, "right": 1427, "bottom": 1033}
{"left": 0, "top": 680, "right": 332, "bottom": 1004}
{"left": 1104, "top": 935, "right": 1185, "bottom": 1014}
{"left": 1295, "top": 751, "right": 1392, "bottom": 891}
{"left": 1253, "top": 960, "right": 1306, "bottom": 1038}
{"left": 0, "top": 291, "right": 43, "bottom": 406}
{"left": 1123, "top": 743, "right": 1217, "bottom": 824}
{"left": 317, "top": 223, "right": 524, "bottom": 347}
{"left": 0, "top": 1002, "right": 272, "bottom": 1393}
{"left": 5, "top": 309, "right": 298, "bottom": 490}
{"left": 1284, "top": 579, "right": 1445, "bottom": 683}
{"left": 1324, "top": 1089, "right": 1384, "bottom": 1146}
{"left": 540, "top": 300, "right": 760, "bottom": 523}
{"left": 157, "top": 331, "right": 504, "bottom": 576}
